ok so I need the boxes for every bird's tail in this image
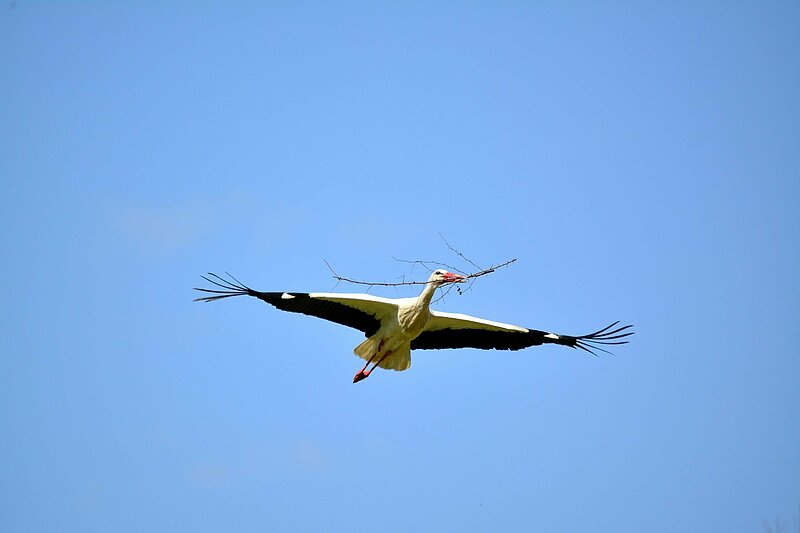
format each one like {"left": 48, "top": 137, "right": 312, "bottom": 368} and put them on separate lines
{"left": 354, "top": 338, "right": 412, "bottom": 372}
{"left": 193, "top": 272, "right": 255, "bottom": 302}
{"left": 546, "top": 321, "right": 634, "bottom": 356}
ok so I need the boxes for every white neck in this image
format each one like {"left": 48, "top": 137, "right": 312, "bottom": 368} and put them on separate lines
{"left": 417, "top": 281, "right": 439, "bottom": 308}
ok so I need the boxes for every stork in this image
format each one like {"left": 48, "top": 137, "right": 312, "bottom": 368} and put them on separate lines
{"left": 194, "top": 271, "right": 633, "bottom": 383}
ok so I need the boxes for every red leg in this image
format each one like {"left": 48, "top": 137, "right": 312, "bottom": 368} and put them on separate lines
{"left": 353, "top": 358, "right": 373, "bottom": 383}
{"left": 353, "top": 340, "right": 384, "bottom": 383}
{"left": 368, "top": 351, "right": 392, "bottom": 374}
{"left": 353, "top": 351, "right": 392, "bottom": 383}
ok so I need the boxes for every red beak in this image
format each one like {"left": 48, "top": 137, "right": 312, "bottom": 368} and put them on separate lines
{"left": 442, "top": 272, "right": 467, "bottom": 283}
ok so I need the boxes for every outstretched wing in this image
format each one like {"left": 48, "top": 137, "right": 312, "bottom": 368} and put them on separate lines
{"left": 194, "top": 273, "right": 398, "bottom": 337}
{"left": 411, "top": 310, "right": 633, "bottom": 356}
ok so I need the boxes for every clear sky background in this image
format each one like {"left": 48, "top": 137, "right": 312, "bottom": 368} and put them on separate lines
{"left": 2, "top": 2, "right": 799, "bottom": 532}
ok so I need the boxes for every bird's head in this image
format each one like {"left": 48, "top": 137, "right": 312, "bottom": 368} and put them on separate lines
{"left": 428, "top": 269, "right": 467, "bottom": 286}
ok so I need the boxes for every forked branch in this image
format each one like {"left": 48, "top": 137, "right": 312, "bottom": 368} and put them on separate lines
{"left": 324, "top": 237, "right": 515, "bottom": 301}
{"left": 323, "top": 258, "right": 516, "bottom": 287}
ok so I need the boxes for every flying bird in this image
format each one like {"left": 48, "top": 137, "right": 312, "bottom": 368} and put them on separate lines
{"left": 195, "top": 271, "right": 633, "bottom": 383}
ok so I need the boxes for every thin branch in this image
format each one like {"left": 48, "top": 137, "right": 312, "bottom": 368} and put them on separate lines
{"left": 439, "top": 232, "right": 483, "bottom": 271}
{"left": 323, "top": 257, "right": 517, "bottom": 288}
{"left": 391, "top": 256, "right": 469, "bottom": 275}
{"left": 323, "top": 238, "right": 515, "bottom": 305}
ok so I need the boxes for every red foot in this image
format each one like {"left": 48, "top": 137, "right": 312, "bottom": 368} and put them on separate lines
{"left": 353, "top": 369, "right": 370, "bottom": 383}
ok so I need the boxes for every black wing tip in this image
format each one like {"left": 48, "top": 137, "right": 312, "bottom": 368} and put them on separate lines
{"left": 573, "top": 322, "right": 634, "bottom": 356}
{"left": 193, "top": 272, "right": 253, "bottom": 302}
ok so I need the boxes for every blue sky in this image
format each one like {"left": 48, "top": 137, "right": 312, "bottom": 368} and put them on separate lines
{"left": 2, "top": 2, "right": 799, "bottom": 532}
